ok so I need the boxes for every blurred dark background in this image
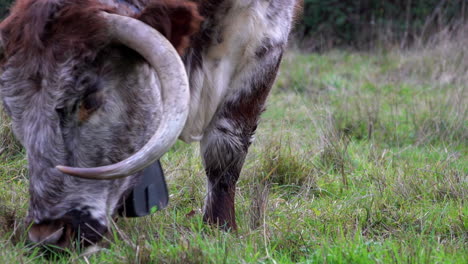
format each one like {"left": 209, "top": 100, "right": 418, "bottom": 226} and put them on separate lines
{"left": 0, "top": 0, "right": 10, "bottom": 18}
{"left": 0, "top": 0, "right": 466, "bottom": 50}
{"left": 297, "top": 0, "right": 467, "bottom": 50}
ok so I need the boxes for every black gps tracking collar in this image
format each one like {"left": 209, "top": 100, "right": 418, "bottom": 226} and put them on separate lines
{"left": 119, "top": 160, "right": 169, "bottom": 217}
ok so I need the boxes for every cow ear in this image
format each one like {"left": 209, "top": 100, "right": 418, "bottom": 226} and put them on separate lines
{"left": 136, "top": 0, "right": 203, "bottom": 55}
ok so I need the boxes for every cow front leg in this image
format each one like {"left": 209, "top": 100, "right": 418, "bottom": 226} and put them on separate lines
{"left": 200, "top": 48, "right": 284, "bottom": 230}
{"left": 200, "top": 117, "right": 253, "bottom": 231}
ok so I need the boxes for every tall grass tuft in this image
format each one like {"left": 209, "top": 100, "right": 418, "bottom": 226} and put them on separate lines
{"left": 314, "top": 110, "right": 353, "bottom": 188}
{"left": 0, "top": 106, "right": 23, "bottom": 162}
{"left": 259, "top": 137, "right": 313, "bottom": 187}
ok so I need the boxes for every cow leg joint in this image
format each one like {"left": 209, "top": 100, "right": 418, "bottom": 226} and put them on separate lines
{"left": 201, "top": 118, "right": 252, "bottom": 231}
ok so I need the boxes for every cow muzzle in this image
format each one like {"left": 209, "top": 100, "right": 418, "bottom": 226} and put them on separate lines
{"left": 28, "top": 210, "right": 108, "bottom": 248}
{"left": 28, "top": 220, "right": 71, "bottom": 248}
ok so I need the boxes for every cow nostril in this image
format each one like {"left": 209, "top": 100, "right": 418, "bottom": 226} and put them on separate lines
{"left": 28, "top": 221, "right": 67, "bottom": 246}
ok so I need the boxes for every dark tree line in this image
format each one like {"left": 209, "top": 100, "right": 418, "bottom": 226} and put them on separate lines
{"left": 0, "top": 0, "right": 466, "bottom": 49}
{"left": 298, "top": 0, "right": 467, "bottom": 49}
{"left": 0, "top": 0, "right": 11, "bottom": 19}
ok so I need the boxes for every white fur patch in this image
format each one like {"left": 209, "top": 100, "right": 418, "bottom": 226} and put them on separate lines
{"left": 180, "top": 0, "right": 294, "bottom": 142}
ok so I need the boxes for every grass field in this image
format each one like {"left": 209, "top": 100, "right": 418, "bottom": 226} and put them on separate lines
{"left": 0, "top": 34, "right": 467, "bottom": 263}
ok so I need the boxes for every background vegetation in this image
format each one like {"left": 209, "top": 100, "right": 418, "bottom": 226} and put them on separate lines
{"left": 0, "top": 0, "right": 467, "bottom": 263}
{"left": 0, "top": 0, "right": 11, "bottom": 18}
{"left": 298, "top": 0, "right": 467, "bottom": 50}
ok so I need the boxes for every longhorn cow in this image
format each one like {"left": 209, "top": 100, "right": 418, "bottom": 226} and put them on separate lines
{"left": 0, "top": 0, "right": 301, "bottom": 247}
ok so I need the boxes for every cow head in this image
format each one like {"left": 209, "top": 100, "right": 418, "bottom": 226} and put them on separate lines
{"left": 0, "top": 0, "right": 201, "bottom": 248}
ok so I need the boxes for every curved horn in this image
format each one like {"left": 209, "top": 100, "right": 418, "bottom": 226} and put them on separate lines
{"left": 56, "top": 12, "right": 189, "bottom": 179}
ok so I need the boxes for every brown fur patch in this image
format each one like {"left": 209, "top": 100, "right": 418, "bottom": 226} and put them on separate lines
{"left": 0, "top": 0, "right": 111, "bottom": 72}
{"left": 136, "top": 0, "right": 203, "bottom": 55}
{"left": 293, "top": 0, "right": 304, "bottom": 23}
{"left": 0, "top": 0, "right": 202, "bottom": 72}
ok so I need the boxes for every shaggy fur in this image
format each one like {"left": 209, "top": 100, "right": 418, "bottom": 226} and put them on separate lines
{"left": 0, "top": 0, "right": 110, "bottom": 76}
{"left": 0, "top": 0, "right": 200, "bottom": 73}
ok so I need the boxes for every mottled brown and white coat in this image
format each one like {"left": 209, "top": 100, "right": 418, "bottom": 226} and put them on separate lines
{"left": 0, "top": 0, "right": 301, "bottom": 247}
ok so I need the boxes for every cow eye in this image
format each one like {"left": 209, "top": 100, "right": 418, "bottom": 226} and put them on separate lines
{"left": 78, "top": 91, "right": 103, "bottom": 123}
{"left": 75, "top": 72, "right": 103, "bottom": 123}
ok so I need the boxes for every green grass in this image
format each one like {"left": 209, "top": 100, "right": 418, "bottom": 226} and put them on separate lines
{"left": 1, "top": 37, "right": 467, "bottom": 263}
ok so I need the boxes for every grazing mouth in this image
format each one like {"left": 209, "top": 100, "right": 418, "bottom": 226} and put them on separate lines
{"left": 28, "top": 220, "right": 73, "bottom": 248}
{"left": 28, "top": 209, "right": 109, "bottom": 249}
